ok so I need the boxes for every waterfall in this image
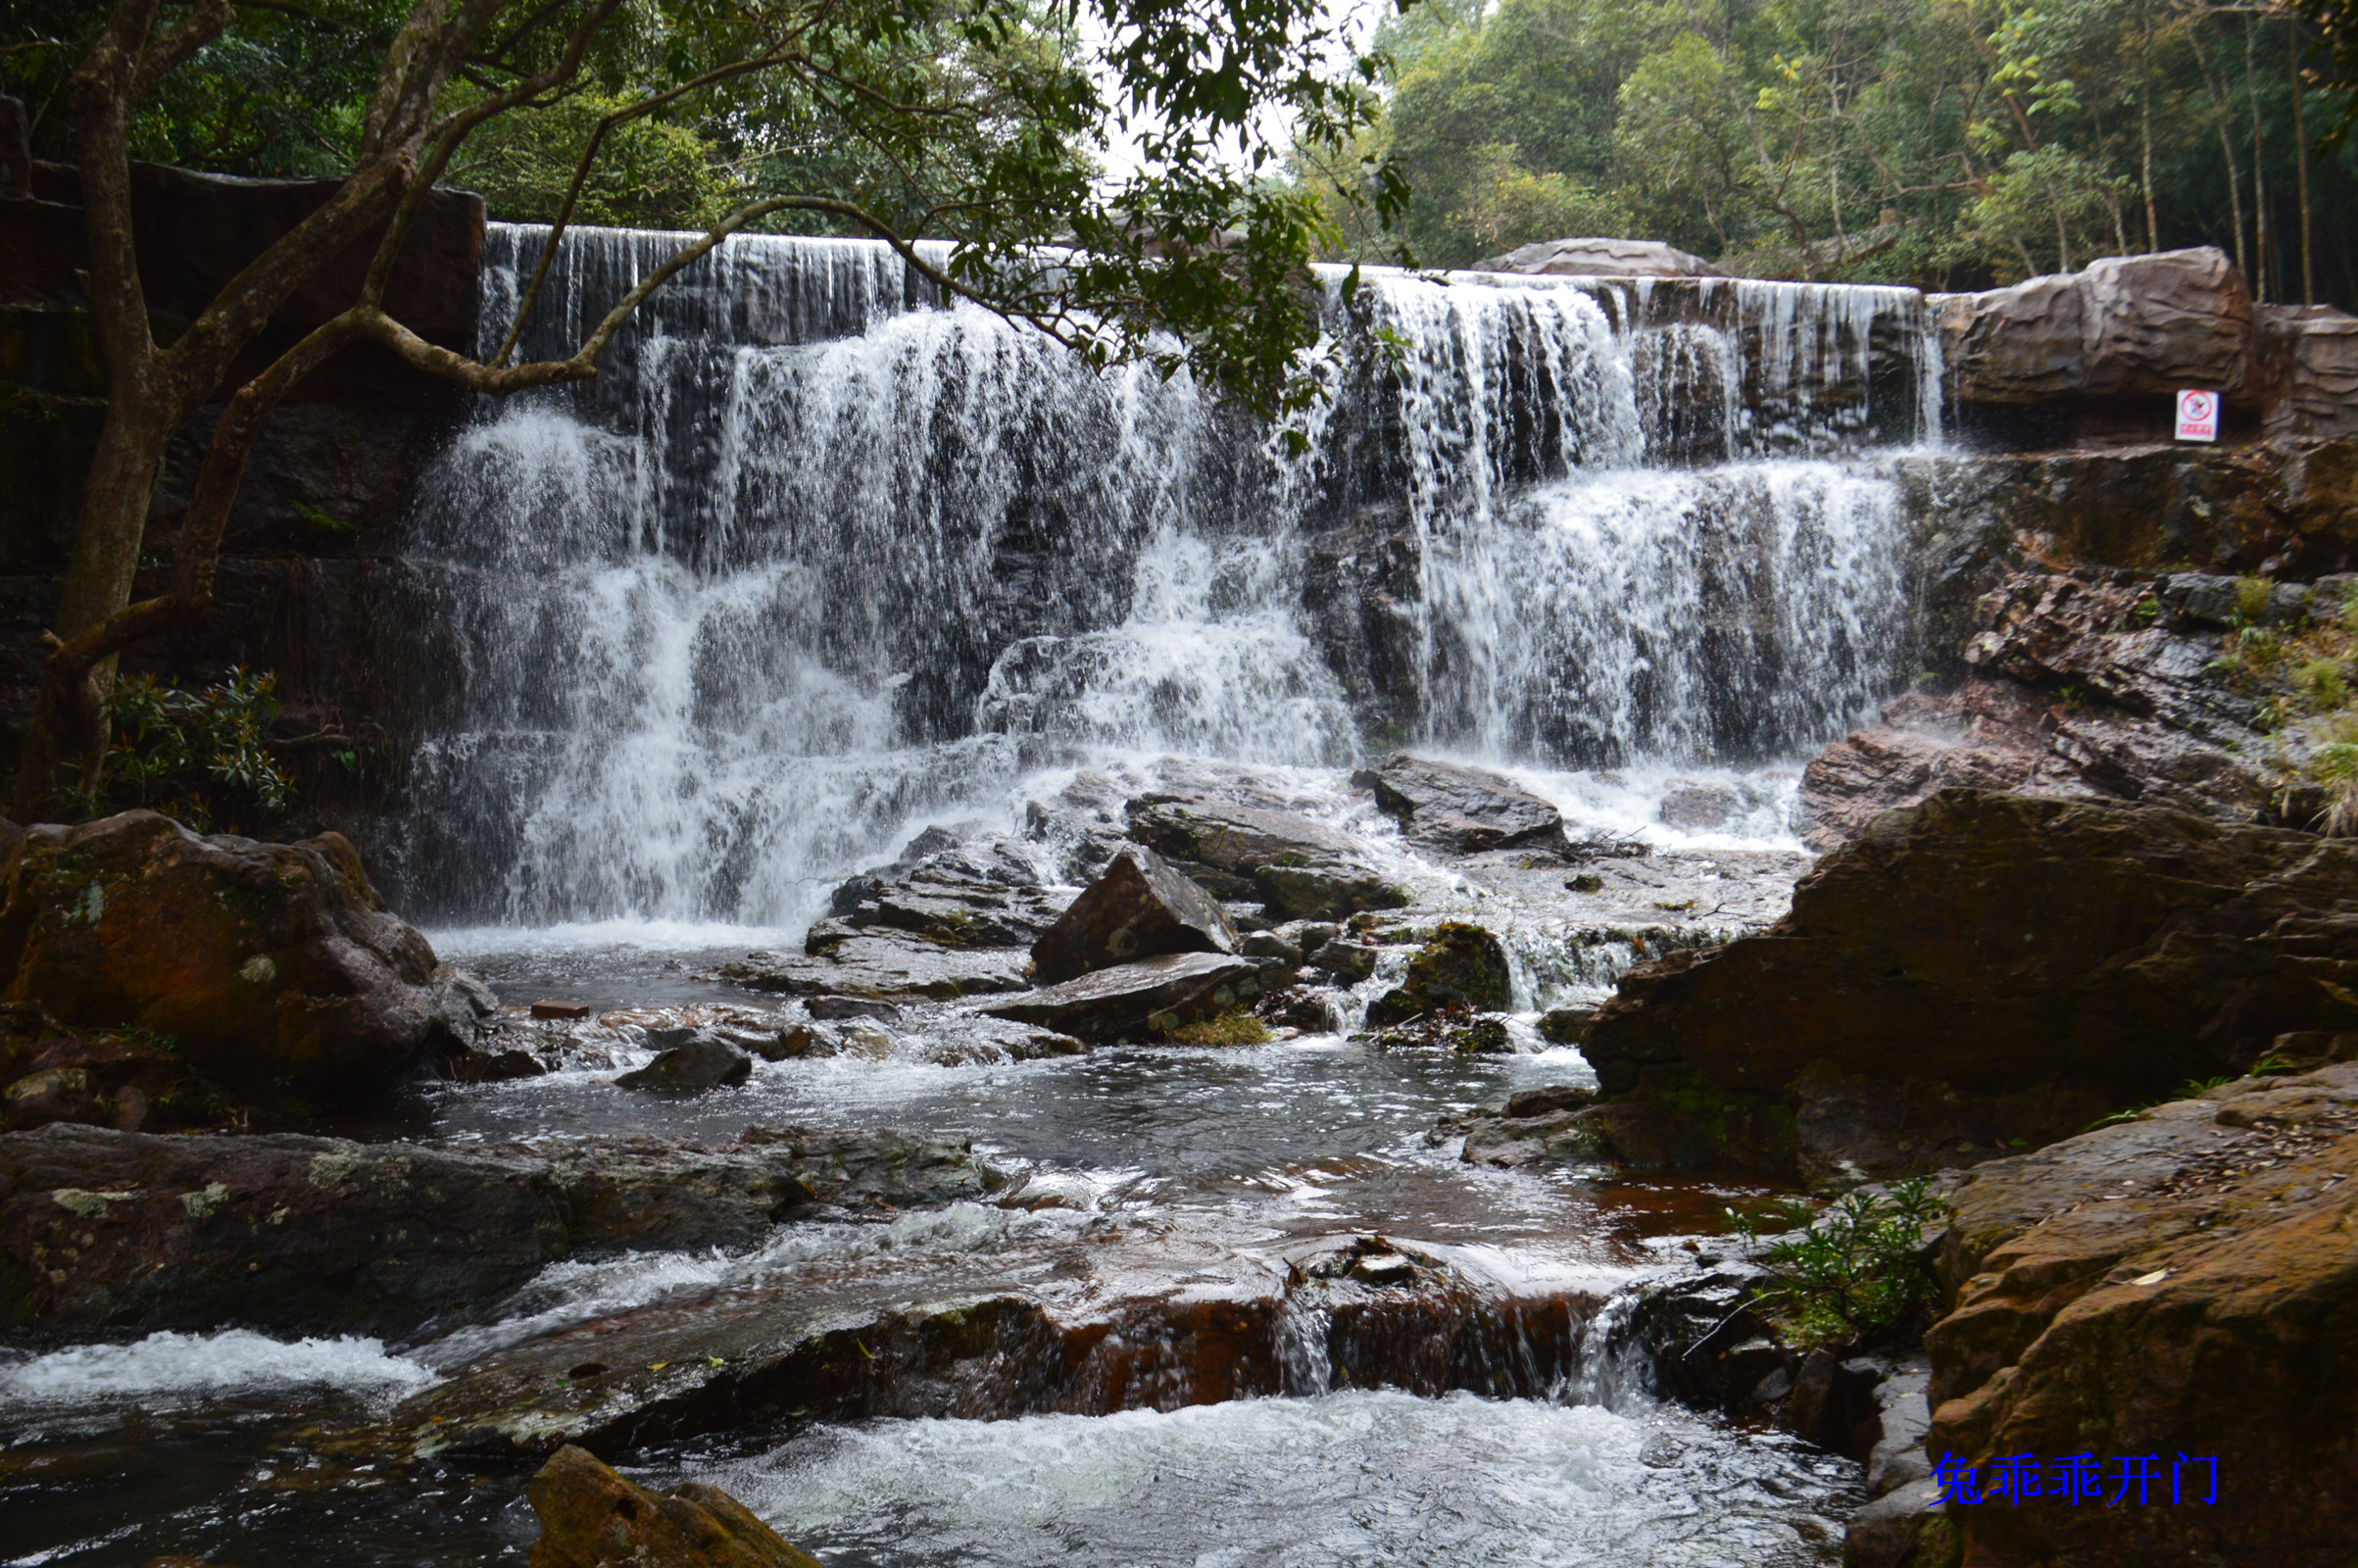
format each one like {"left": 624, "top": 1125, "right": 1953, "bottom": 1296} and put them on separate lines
{"left": 381, "top": 225, "right": 1940, "bottom": 924}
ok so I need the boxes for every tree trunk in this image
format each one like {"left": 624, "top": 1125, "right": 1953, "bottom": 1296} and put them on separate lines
{"left": 2247, "top": 13, "right": 2270, "bottom": 303}
{"left": 2290, "top": 13, "right": 2313, "bottom": 305}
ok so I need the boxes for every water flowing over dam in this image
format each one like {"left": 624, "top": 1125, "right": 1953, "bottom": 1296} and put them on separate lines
{"left": 383, "top": 225, "right": 1940, "bottom": 925}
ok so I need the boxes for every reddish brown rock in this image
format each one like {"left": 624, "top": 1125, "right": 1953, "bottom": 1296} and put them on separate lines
{"left": 0, "top": 811, "right": 485, "bottom": 1101}
{"left": 1936, "top": 248, "right": 2255, "bottom": 405}
{"left": 526, "top": 1446, "right": 822, "bottom": 1568}
{"left": 1031, "top": 845, "right": 1237, "bottom": 984}
{"left": 1578, "top": 789, "right": 2358, "bottom": 1181}
{"left": 1917, "top": 1064, "right": 2358, "bottom": 1568}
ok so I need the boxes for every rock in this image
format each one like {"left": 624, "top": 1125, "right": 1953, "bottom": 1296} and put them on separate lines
{"left": 1306, "top": 938, "right": 1379, "bottom": 982}
{"left": 1797, "top": 570, "right": 2274, "bottom": 852}
{"left": 1536, "top": 1005, "right": 1596, "bottom": 1045}
{"left": 1368, "top": 755, "right": 1569, "bottom": 856}
{"left": 2262, "top": 304, "right": 2358, "bottom": 437}
{"left": 1503, "top": 1084, "right": 1597, "bottom": 1119}
{"left": 1239, "top": 930, "right": 1302, "bottom": 966}
{"left": 1779, "top": 1348, "right": 1884, "bottom": 1458}
{"left": 802, "top": 998, "right": 899, "bottom": 1023}
{"left": 1579, "top": 789, "right": 2358, "bottom": 1181}
{"left": 0, "top": 811, "right": 482, "bottom": 1102}
{"left": 1935, "top": 247, "right": 2255, "bottom": 404}
{"left": 1863, "top": 1359, "right": 1934, "bottom": 1497}
{"left": 0, "top": 1120, "right": 996, "bottom": 1335}
{"left": 1841, "top": 1480, "right": 1953, "bottom": 1568}
{"left": 711, "top": 932, "right": 1033, "bottom": 1002}
{"left": 979, "top": 952, "right": 1272, "bottom": 1043}
{"left": 526, "top": 1445, "right": 822, "bottom": 1568}
{"left": 0, "top": 1004, "right": 232, "bottom": 1133}
{"left": 1125, "top": 794, "right": 1405, "bottom": 919}
{"left": 1365, "top": 922, "right": 1511, "bottom": 1027}
{"left": 1453, "top": 1083, "right": 1600, "bottom": 1166}
{"left": 1656, "top": 784, "right": 1736, "bottom": 832}
{"left": 1920, "top": 1063, "right": 2358, "bottom": 1568}
{"left": 443, "top": 1045, "right": 548, "bottom": 1083}
{"left": 532, "top": 1001, "right": 593, "bottom": 1021}
{"left": 1030, "top": 846, "right": 1237, "bottom": 984}
{"left": 614, "top": 1036, "right": 753, "bottom": 1092}
{"left": 1471, "top": 237, "right": 1726, "bottom": 279}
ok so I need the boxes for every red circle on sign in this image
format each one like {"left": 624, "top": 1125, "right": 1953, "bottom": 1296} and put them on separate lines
{"left": 2183, "top": 392, "right": 2215, "bottom": 419}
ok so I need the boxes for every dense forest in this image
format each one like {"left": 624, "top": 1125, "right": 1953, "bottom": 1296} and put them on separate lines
{"left": 1313, "top": 0, "right": 2358, "bottom": 302}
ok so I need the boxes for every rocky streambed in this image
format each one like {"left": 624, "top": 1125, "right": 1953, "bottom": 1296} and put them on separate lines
{"left": 1, "top": 757, "right": 1876, "bottom": 1568}
{"left": 6, "top": 751, "right": 2355, "bottom": 1568}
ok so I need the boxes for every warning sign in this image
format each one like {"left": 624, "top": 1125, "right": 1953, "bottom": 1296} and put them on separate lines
{"left": 2175, "top": 389, "right": 2220, "bottom": 443}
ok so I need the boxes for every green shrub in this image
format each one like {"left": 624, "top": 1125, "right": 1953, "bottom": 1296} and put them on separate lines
{"left": 1725, "top": 1178, "right": 1942, "bottom": 1350}
{"left": 85, "top": 668, "right": 295, "bottom": 828}
{"left": 2293, "top": 659, "right": 2351, "bottom": 713}
{"left": 2235, "top": 575, "right": 2274, "bottom": 624}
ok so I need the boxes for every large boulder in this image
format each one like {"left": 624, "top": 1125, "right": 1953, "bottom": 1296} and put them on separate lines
{"left": 1366, "top": 754, "right": 1569, "bottom": 856}
{"left": 1916, "top": 1064, "right": 2358, "bottom": 1568}
{"left": 2262, "top": 303, "right": 2358, "bottom": 437}
{"left": 0, "top": 812, "right": 486, "bottom": 1102}
{"left": 1125, "top": 794, "right": 1405, "bottom": 919}
{"left": 1935, "top": 247, "right": 2255, "bottom": 405}
{"left": 1472, "top": 237, "right": 1725, "bottom": 279}
{"left": 1031, "top": 845, "right": 1237, "bottom": 984}
{"left": 1577, "top": 789, "right": 2358, "bottom": 1181}
{"left": 0, "top": 1121, "right": 998, "bottom": 1336}
{"left": 527, "top": 1446, "right": 822, "bottom": 1568}
{"left": 980, "top": 951, "right": 1272, "bottom": 1043}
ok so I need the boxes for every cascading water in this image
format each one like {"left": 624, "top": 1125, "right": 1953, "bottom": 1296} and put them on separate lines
{"left": 382, "top": 225, "right": 1940, "bottom": 924}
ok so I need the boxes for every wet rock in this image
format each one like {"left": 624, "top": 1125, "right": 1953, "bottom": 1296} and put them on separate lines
{"left": 1580, "top": 789, "right": 2358, "bottom": 1181}
{"left": 1842, "top": 1480, "right": 1953, "bottom": 1568}
{"left": 1536, "top": 1005, "right": 1597, "bottom": 1046}
{"left": 442, "top": 1045, "right": 549, "bottom": 1084}
{"left": 979, "top": 952, "right": 1270, "bottom": 1044}
{"left": 532, "top": 1002, "right": 593, "bottom": 1021}
{"left": 384, "top": 1228, "right": 1589, "bottom": 1462}
{"left": 614, "top": 1037, "right": 753, "bottom": 1092}
{"left": 1862, "top": 1358, "right": 1934, "bottom": 1497}
{"left": 526, "top": 1445, "right": 822, "bottom": 1568}
{"left": 0, "top": 811, "right": 484, "bottom": 1102}
{"left": 1031, "top": 846, "right": 1237, "bottom": 984}
{"left": 1935, "top": 247, "right": 2255, "bottom": 405}
{"left": 1239, "top": 930, "right": 1302, "bottom": 966}
{"left": 711, "top": 932, "right": 1032, "bottom": 1002}
{"left": 0, "top": 1121, "right": 996, "bottom": 1336}
{"left": 1365, "top": 922, "right": 1511, "bottom": 1027}
{"left": 800, "top": 998, "right": 900, "bottom": 1023}
{"left": 1125, "top": 794, "right": 1405, "bottom": 919}
{"left": 1920, "top": 1063, "right": 2358, "bottom": 1568}
{"left": 1368, "top": 755, "right": 1569, "bottom": 856}
{"left": 1306, "top": 937, "right": 1379, "bottom": 982}
{"left": 1656, "top": 784, "right": 1736, "bottom": 832}
{"left": 1473, "top": 237, "right": 1725, "bottom": 279}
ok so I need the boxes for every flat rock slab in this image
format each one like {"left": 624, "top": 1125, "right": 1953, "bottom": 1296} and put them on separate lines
{"left": 979, "top": 952, "right": 1271, "bottom": 1043}
{"left": 1920, "top": 1063, "right": 2358, "bottom": 1568}
{"left": 0, "top": 1122, "right": 994, "bottom": 1338}
{"left": 1125, "top": 794, "right": 1404, "bottom": 919}
{"left": 1368, "top": 755, "right": 1569, "bottom": 856}
{"left": 369, "top": 1227, "right": 1595, "bottom": 1463}
{"left": 711, "top": 933, "right": 1032, "bottom": 1000}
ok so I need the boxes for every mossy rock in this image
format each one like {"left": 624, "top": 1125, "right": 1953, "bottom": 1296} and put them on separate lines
{"left": 1365, "top": 920, "right": 1510, "bottom": 1027}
